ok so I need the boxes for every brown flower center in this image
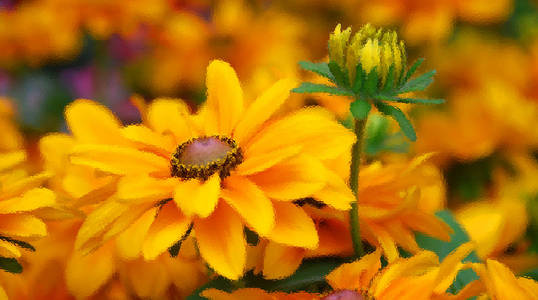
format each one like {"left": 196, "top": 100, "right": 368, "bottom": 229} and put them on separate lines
{"left": 170, "top": 135, "right": 243, "bottom": 180}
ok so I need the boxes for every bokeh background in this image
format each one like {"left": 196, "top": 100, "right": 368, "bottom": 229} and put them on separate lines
{"left": 1, "top": 0, "right": 538, "bottom": 280}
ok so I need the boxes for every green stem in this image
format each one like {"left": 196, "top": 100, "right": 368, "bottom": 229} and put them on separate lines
{"left": 349, "top": 116, "right": 367, "bottom": 258}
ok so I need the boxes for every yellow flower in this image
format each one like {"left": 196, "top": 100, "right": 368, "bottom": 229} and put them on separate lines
{"left": 329, "top": 23, "right": 406, "bottom": 85}
{"left": 66, "top": 60, "right": 355, "bottom": 280}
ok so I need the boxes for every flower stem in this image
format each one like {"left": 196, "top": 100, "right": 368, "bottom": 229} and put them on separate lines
{"left": 349, "top": 116, "right": 367, "bottom": 258}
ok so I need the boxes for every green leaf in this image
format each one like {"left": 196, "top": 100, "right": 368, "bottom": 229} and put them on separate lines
{"left": 249, "top": 258, "right": 343, "bottom": 292}
{"left": 416, "top": 210, "right": 481, "bottom": 294}
{"left": 403, "top": 58, "right": 425, "bottom": 84}
{"left": 328, "top": 61, "right": 350, "bottom": 88}
{"left": 364, "top": 67, "right": 379, "bottom": 96}
{"left": 292, "top": 82, "right": 353, "bottom": 96}
{"left": 399, "top": 70, "right": 436, "bottom": 93}
{"left": 383, "top": 64, "right": 395, "bottom": 93}
{"left": 374, "top": 102, "right": 416, "bottom": 141}
{"left": 352, "top": 64, "right": 364, "bottom": 94}
{"left": 350, "top": 100, "right": 371, "bottom": 120}
{"left": 298, "top": 61, "right": 335, "bottom": 81}
{"left": 381, "top": 96, "right": 445, "bottom": 105}
{"left": 186, "top": 276, "right": 233, "bottom": 300}
{"left": 0, "top": 257, "right": 23, "bottom": 274}
{"left": 0, "top": 236, "right": 35, "bottom": 252}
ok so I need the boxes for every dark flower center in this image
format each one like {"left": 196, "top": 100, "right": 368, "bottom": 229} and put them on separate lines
{"left": 170, "top": 135, "right": 243, "bottom": 180}
{"left": 322, "top": 290, "right": 365, "bottom": 300}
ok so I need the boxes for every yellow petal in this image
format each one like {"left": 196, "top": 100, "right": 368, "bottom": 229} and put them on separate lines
{"left": 66, "top": 244, "right": 116, "bottom": 299}
{"left": 0, "top": 172, "right": 51, "bottom": 201}
{"left": 0, "top": 150, "right": 26, "bottom": 172}
{"left": 249, "top": 155, "right": 327, "bottom": 200}
{"left": 262, "top": 242, "right": 305, "bottom": 279}
{"left": 174, "top": 174, "right": 220, "bottom": 218}
{"left": 0, "top": 214, "right": 46, "bottom": 238}
{"left": 370, "top": 224, "right": 400, "bottom": 263}
{"left": 194, "top": 203, "right": 246, "bottom": 280}
{"left": 235, "top": 145, "right": 301, "bottom": 176}
{"left": 142, "top": 202, "right": 192, "bottom": 260}
{"left": 75, "top": 201, "right": 127, "bottom": 252}
{"left": 485, "top": 259, "right": 532, "bottom": 300}
{"left": 121, "top": 124, "right": 176, "bottom": 154}
{"left": 0, "top": 188, "right": 55, "bottom": 213}
{"left": 246, "top": 107, "right": 354, "bottom": 160}
{"left": 0, "top": 286, "right": 6, "bottom": 300}
{"left": 221, "top": 175, "right": 275, "bottom": 235}
{"left": 146, "top": 98, "right": 193, "bottom": 143}
{"left": 206, "top": 60, "right": 244, "bottom": 135}
{"left": 71, "top": 144, "right": 169, "bottom": 175}
{"left": 123, "top": 258, "right": 169, "bottom": 298}
{"left": 117, "top": 208, "right": 157, "bottom": 259}
{"left": 233, "top": 78, "right": 297, "bottom": 145}
{"left": 117, "top": 175, "right": 176, "bottom": 202}
{"left": 0, "top": 239, "right": 22, "bottom": 258}
{"left": 313, "top": 166, "right": 353, "bottom": 210}
{"left": 267, "top": 201, "right": 318, "bottom": 249}
{"left": 39, "top": 133, "right": 75, "bottom": 172}
{"left": 65, "top": 99, "right": 128, "bottom": 145}
{"left": 326, "top": 249, "right": 382, "bottom": 291}
{"left": 434, "top": 242, "right": 475, "bottom": 294}
{"left": 403, "top": 211, "right": 452, "bottom": 242}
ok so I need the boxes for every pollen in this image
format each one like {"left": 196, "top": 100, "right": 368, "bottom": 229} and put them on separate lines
{"left": 170, "top": 135, "right": 243, "bottom": 180}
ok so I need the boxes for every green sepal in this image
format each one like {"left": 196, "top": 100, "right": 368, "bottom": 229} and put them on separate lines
{"left": 350, "top": 99, "right": 371, "bottom": 120}
{"left": 328, "top": 61, "right": 349, "bottom": 88}
{"left": 383, "top": 64, "right": 395, "bottom": 93}
{"left": 292, "top": 82, "right": 353, "bottom": 96}
{"left": 364, "top": 67, "right": 379, "bottom": 96}
{"left": 298, "top": 61, "right": 335, "bottom": 82}
{"left": 403, "top": 58, "right": 425, "bottom": 84}
{"left": 399, "top": 70, "right": 436, "bottom": 93}
{"left": 0, "top": 257, "right": 23, "bottom": 274}
{"left": 378, "top": 96, "right": 445, "bottom": 105}
{"left": 374, "top": 102, "right": 417, "bottom": 141}
{"left": 351, "top": 63, "right": 364, "bottom": 94}
{"left": 0, "top": 236, "right": 35, "bottom": 252}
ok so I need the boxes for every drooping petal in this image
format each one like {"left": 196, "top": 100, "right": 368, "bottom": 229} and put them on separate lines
{"left": 221, "top": 175, "right": 275, "bottom": 235}
{"left": 66, "top": 243, "right": 116, "bottom": 299}
{"left": 0, "top": 151, "right": 26, "bottom": 172}
{"left": 146, "top": 98, "right": 193, "bottom": 143}
{"left": 194, "top": 203, "right": 246, "bottom": 280}
{"left": 206, "top": 60, "right": 244, "bottom": 135}
{"left": 403, "top": 211, "right": 452, "bottom": 242}
{"left": 249, "top": 155, "right": 327, "bottom": 200}
{"left": 267, "top": 201, "right": 319, "bottom": 249}
{"left": 245, "top": 107, "right": 355, "bottom": 160}
{"left": 174, "top": 174, "right": 220, "bottom": 218}
{"left": 326, "top": 249, "right": 382, "bottom": 291}
{"left": 233, "top": 78, "right": 297, "bottom": 145}
{"left": 65, "top": 99, "right": 128, "bottom": 145}
{"left": 434, "top": 242, "right": 475, "bottom": 294}
{"left": 142, "top": 202, "right": 192, "bottom": 260}
{"left": 70, "top": 144, "right": 169, "bottom": 176}
{"left": 116, "top": 208, "right": 158, "bottom": 259}
{"left": 370, "top": 224, "right": 399, "bottom": 263}
{"left": 262, "top": 242, "right": 305, "bottom": 279}
{"left": 0, "top": 172, "right": 51, "bottom": 201}
{"left": 0, "top": 188, "right": 55, "bottom": 214}
{"left": 312, "top": 166, "right": 354, "bottom": 210}
{"left": 0, "top": 214, "right": 47, "bottom": 238}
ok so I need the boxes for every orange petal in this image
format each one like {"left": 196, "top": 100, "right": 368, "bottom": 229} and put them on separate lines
{"left": 142, "top": 202, "right": 192, "bottom": 260}
{"left": 0, "top": 151, "right": 26, "bottom": 172}
{"left": 326, "top": 249, "right": 382, "bottom": 291}
{"left": 267, "top": 201, "right": 319, "bottom": 249}
{"left": 312, "top": 166, "right": 353, "bottom": 210}
{"left": 233, "top": 78, "right": 297, "bottom": 145}
{"left": 174, "top": 174, "right": 220, "bottom": 218}
{"left": 206, "top": 60, "right": 244, "bottom": 135}
{"left": 65, "top": 99, "right": 128, "bottom": 145}
{"left": 249, "top": 155, "right": 327, "bottom": 200}
{"left": 0, "top": 214, "right": 46, "bottom": 238}
{"left": 0, "top": 188, "right": 55, "bottom": 213}
{"left": 262, "top": 242, "right": 305, "bottom": 279}
{"left": 194, "top": 203, "right": 246, "bottom": 280}
{"left": 221, "top": 175, "right": 275, "bottom": 235}
{"left": 116, "top": 208, "right": 158, "bottom": 259}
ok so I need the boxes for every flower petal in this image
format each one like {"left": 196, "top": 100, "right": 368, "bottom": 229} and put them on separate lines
{"left": 116, "top": 208, "right": 158, "bottom": 259}
{"left": 174, "top": 174, "right": 220, "bottom": 218}
{"left": 249, "top": 155, "right": 327, "bottom": 200}
{"left": 0, "top": 151, "right": 26, "bottom": 172}
{"left": 0, "top": 239, "right": 22, "bottom": 258}
{"left": 221, "top": 175, "right": 275, "bottom": 235}
{"left": 235, "top": 145, "right": 301, "bottom": 176}
{"left": 262, "top": 242, "right": 305, "bottom": 279}
{"left": 117, "top": 175, "right": 176, "bottom": 203}
{"left": 0, "top": 214, "right": 47, "bottom": 238}
{"left": 194, "top": 202, "right": 246, "bottom": 280}
{"left": 142, "top": 202, "right": 192, "bottom": 260}
{"left": 0, "top": 188, "right": 55, "bottom": 214}
{"left": 434, "top": 242, "right": 474, "bottom": 294}
{"left": 233, "top": 78, "right": 297, "bottom": 145}
{"left": 313, "top": 166, "right": 353, "bottom": 210}
{"left": 267, "top": 201, "right": 319, "bottom": 249}
{"left": 71, "top": 144, "right": 169, "bottom": 176}
{"left": 146, "top": 98, "right": 193, "bottom": 143}
{"left": 65, "top": 99, "right": 128, "bottom": 145}
{"left": 206, "top": 60, "right": 244, "bottom": 135}
{"left": 121, "top": 124, "right": 176, "bottom": 154}
{"left": 245, "top": 107, "right": 355, "bottom": 160}
{"left": 39, "top": 133, "right": 75, "bottom": 172}
{"left": 326, "top": 249, "right": 382, "bottom": 291}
